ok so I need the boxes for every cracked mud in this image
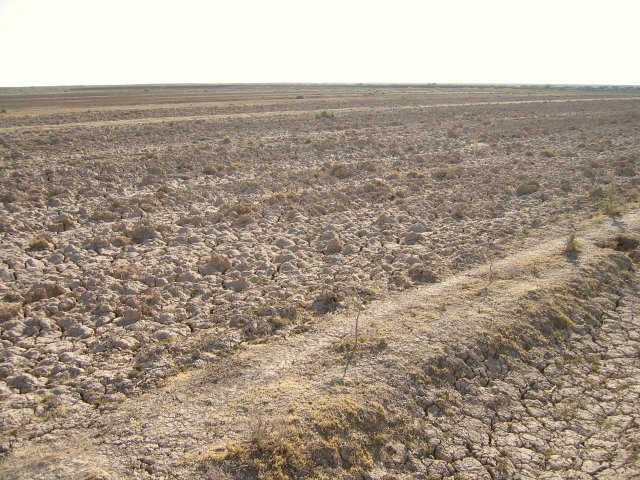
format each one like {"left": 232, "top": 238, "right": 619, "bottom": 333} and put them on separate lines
{"left": 0, "top": 85, "right": 639, "bottom": 479}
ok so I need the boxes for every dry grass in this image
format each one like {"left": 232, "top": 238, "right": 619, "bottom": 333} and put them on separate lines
{"left": 0, "top": 303, "right": 22, "bottom": 322}
{"left": 207, "top": 253, "right": 232, "bottom": 273}
{"left": 202, "top": 165, "right": 218, "bottom": 175}
{"left": 333, "top": 334, "right": 388, "bottom": 357}
{"left": 27, "top": 234, "right": 52, "bottom": 251}
{"left": 198, "top": 395, "right": 404, "bottom": 480}
{"left": 261, "top": 191, "right": 297, "bottom": 205}
{"left": 315, "top": 110, "right": 335, "bottom": 119}
{"left": 564, "top": 233, "right": 582, "bottom": 256}
{"left": 109, "top": 263, "right": 140, "bottom": 281}
{"left": 90, "top": 209, "right": 119, "bottom": 222}
{"left": 74, "top": 469, "right": 114, "bottom": 480}
{"left": 432, "top": 166, "right": 462, "bottom": 181}
{"left": 601, "top": 187, "right": 624, "bottom": 217}
{"left": 515, "top": 180, "right": 540, "bottom": 196}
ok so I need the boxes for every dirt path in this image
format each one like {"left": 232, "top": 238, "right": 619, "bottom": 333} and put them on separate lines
{"left": 1, "top": 96, "right": 638, "bottom": 133}
{"left": 3, "top": 209, "right": 640, "bottom": 479}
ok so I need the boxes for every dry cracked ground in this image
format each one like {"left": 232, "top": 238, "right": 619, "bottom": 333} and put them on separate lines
{"left": 1, "top": 85, "right": 640, "bottom": 479}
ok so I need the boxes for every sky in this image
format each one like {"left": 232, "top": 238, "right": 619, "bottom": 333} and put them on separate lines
{"left": 0, "top": 0, "right": 639, "bottom": 87}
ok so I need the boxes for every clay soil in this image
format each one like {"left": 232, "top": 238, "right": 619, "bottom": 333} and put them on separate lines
{"left": 1, "top": 85, "right": 640, "bottom": 479}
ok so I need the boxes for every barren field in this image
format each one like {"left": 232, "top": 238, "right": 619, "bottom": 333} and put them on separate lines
{"left": 1, "top": 85, "right": 640, "bottom": 479}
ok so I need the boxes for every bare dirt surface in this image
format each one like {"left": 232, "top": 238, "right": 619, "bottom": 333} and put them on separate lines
{"left": 1, "top": 85, "right": 639, "bottom": 479}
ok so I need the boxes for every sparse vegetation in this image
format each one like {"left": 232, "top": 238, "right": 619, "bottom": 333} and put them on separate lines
{"left": 200, "top": 396, "right": 401, "bottom": 479}
{"left": 126, "top": 221, "right": 160, "bottom": 243}
{"left": 601, "top": 186, "right": 624, "bottom": 217}
{"left": 248, "top": 416, "right": 282, "bottom": 452}
{"left": 0, "top": 303, "right": 21, "bottom": 322}
{"left": 334, "top": 333, "right": 387, "bottom": 357}
{"left": 564, "top": 233, "right": 581, "bottom": 256}
{"left": 315, "top": 110, "right": 335, "bottom": 118}
{"left": 540, "top": 148, "right": 555, "bottom": 158}
{"left": 432, "top": 166, "right": 462, "bottom": 181}
{"left": 202, "top": 165, "right": 218, "bottom": 175}
{"left": 27, "top": 234, "right": 52, "bottom": 251}
{"left": 204, "top": 252, "right": 232, "bottom": 274}
{"left": 109, "top": 263, "right": 140, "bottom": 280}
{"left": 515, "top": 180, "right": 540, "bottom": 196}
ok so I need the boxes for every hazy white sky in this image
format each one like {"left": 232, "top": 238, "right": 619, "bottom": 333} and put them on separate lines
{"left": 0, "top": 0, "right": 638, "bottom": 87}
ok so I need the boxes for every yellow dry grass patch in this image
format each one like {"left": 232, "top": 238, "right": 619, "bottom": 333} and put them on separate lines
{"left": 195, "top": 392, "right": 412, "bottom": 480}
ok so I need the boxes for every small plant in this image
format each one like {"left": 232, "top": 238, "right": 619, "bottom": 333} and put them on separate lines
{"left": 432, "top": 167, "right": 462, "bottom": 181}
{"left": 451, "top": 206, "right": 465, "bottom": 220}
{"left": 203, "top": 252, "right": 232, "bottom": 274}
{"left": 28, "top": 234, "right": 52, "bottom": 251}
{"left": 540, "top": 149, "right": 555, "bottom": 158}
{"left": 202, "top": 165, "right": 218, "bottom": 175}
{"left": 0, "top": 303, "right": 21, "bottom": 322}
{"left": 249, "top": 416, "right": 280, "bottom": 452}
{"left": 0, "top": 107, "right": 6, "bottom": 113}
{"left": 544, "top": 447, "right": 561, "bottom": 460}
{"left": 601, "top": 186, "right": 623, "bottom": 217}
{"left": 110, "top": 263, "right": 140, "bottom": 280}
{"left": 342, "top": 307, "right": 362, "bottom": 380}
{"left": 446, "top": 128, "right": 460, "bottom": 138}
{"left": 564, "top": 233, "right": 581, "bottom": 256}
{"left": 315, "top": 110, "right": 335, "bottom": 119}
{"left": 496, "top": 456, "right": 511, "bottom": 475}
{"left": 75, "top": 468, "right": 116, "bottom": 480}
{"left": 127, "top": 221, "right": 159, "bottom": 243}
{"left": 515, "top": 180, "right": 540, "bottom": 196}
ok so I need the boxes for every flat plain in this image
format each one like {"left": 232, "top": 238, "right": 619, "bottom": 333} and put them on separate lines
{"left": 1, "top": 85, "right": 640, "bottom": 479}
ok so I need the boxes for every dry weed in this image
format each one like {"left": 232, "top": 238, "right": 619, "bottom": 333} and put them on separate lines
{"left": 601, "top": 187, "right": 624, "bottom": 217}
{"left": 564, "top": 233, "right": 581, "bottom": 256}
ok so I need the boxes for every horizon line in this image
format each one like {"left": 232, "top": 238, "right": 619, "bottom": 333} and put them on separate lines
{"left": 1, "top": 82, "right": 640, "bottom": 91}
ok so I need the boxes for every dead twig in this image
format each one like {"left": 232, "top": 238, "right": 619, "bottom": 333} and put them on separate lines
{"left": 342, "top": 309, "right": 361, "bottom": 381}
